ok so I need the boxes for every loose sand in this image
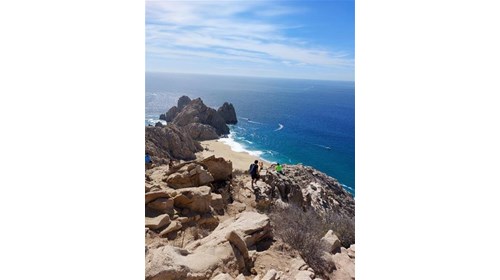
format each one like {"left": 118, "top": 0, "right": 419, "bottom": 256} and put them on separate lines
{"left": 196, "top": 140, "right": 271, "bottom": 171}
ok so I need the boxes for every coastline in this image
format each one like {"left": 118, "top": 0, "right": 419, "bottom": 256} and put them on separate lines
{"left": 196, "top": 139, "right": 269, "bottom": 171}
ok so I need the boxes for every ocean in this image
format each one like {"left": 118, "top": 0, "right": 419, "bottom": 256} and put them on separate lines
{"left": 146, "top": 72, "right": 355, "bottom": 195}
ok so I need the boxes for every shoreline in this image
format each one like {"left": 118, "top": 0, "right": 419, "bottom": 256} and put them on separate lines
{"left": 196, "top": 139, "right": 270, "bottom": 171}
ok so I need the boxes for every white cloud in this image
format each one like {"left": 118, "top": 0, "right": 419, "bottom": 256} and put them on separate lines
{"left": 146, "top": 0, "right": 353, "bottom": 80}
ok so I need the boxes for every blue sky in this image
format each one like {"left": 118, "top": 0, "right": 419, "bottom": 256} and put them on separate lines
{"left": 146, "top": 0, "right": 354, "bottom": 81}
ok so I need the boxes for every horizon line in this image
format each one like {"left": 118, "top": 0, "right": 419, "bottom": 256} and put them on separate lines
{"left": 145, "top": 70, "right": 354, "bottom": 83}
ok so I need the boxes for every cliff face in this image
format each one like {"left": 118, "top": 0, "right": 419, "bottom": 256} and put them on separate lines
{"left": 173, "top": 98, "right": 230, "bottom": 135}
{"left": 145, "top": 125, "right": 203, "bottom": 163}
{"left": 217, "top": 102, "right": 238, "bottom": 124}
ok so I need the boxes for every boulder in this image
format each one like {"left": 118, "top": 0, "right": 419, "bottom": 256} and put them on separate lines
{"left": 331, "top": 252, "right": 355, "bottom": 279}
{"left": 159, "top": 220, "right": 182, "bottom": 237}
{"left": 173, "top": 186, "right": 212, "bottom": 213}
{"left": 184, "top": 123, "right": 219, "bottom": 140}
{"left": 200, "top": 155, "right": 233, "bottom": 182}
{"left": 261, "top": 269, "right": 277, "bottom": 280}
{"left": 146, "top": 212, "right": 272, "bottom": 280}
{"left": 346, "top": 244, "right": 355, "bottom": 259}
{"left": 147, "top": 198, "right": 174, "bottom": 213}
{"left": 145, "top": 190, "right": 170, "bottom": 204}
{"left": 212, "top": 274, "right": 235, "bottom": 280}
{"left": 321, "top": 230, "right": 341, "bottom": 254}
{"left": 145, "top": 214, "right": 171, "bottom": 230}
{"left": 166, "top": 164, "right": 214, "bottom": 189}
{"left": 217, "top": 102, "right": 238, "bottom": 124}
{"left": 294, "top": 271, "right": 315, "bottom": 280}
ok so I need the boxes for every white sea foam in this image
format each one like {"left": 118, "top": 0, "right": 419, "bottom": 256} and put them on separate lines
{"left": 219, "top": 133, "right": 263, "bottom": 157}
{"left": 274, "top": 123, "right": 284, "bottom": 131}
{"left": 247, "top": 120, "right": 264, "bottom": 124}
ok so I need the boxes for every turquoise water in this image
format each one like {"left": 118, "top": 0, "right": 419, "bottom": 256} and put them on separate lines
{"left": 146, "top": 72, "right": 355, "bottom": 195}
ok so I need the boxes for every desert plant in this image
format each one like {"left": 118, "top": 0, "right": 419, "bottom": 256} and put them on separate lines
{"left": 268, "top": 204, "right": 328, "bottom": 274}
{"left": 324, "top": 212, "right": 355, "bottom": 248}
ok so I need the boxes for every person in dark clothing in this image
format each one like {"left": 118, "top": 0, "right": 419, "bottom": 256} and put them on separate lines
{"left": 249, "top": 160, "right": 259, "bottom": 187}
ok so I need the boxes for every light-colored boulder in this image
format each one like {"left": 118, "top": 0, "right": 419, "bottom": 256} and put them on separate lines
{"left": 174, "top": 186, "right": 212, "bottom": 213}
{"left": 261, "top": 269, "right": 277, "bottom": 280}
{"left": 294, "top": 270, "right": 314, "bottom": 280}
{"left": 347, "top": 244, "right": 355, "bottom": 259}
{"left": 226, "top": 230, "right": 249, "bottom": 259}
{"left": 167, "top": 164, "right": 214, "bottom": 189}
{"left": 147, "top": 212, "right": 272, "bottom": 280}
{"left": 159, "top": 220, "right": 182, "bottom": 237}
{"left": 212, "top": 273, "right": 235, "bottom": 280}
{"left": 331, "top": 252, "right": 355, "bottom": 279}
{"left": 145, "top": 214, "right": 171, "bottom": 230}
{"left": 321, "top": 230, "right": 341, "bottom": 253}
{"left": 200, "top": 155, "right": 233, "bottom": 181}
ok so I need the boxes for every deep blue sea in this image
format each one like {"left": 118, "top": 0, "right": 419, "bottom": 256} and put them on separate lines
{"left": 146, "top": 72, "right": 355, "bottom": 195}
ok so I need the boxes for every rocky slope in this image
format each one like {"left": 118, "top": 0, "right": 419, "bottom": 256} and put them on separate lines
{"left": 145, "top": 125, "right": 203, "bottom": 164}
{"left": 145, "top": 157, "right": 355, "bottom": 280}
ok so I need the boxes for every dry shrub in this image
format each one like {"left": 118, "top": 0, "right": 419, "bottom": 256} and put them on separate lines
{"left": 268, "top": 204, "right": 327, "bottom": 274}
{"left": 325, "top": 212, "right": 355, "bottom": 248}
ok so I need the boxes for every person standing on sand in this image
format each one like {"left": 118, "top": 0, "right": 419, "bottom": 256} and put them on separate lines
{"left": 249, "top": 160, "right": 259, "bottom": 187}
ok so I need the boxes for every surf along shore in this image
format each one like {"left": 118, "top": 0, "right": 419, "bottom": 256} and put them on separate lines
{"left": 196, "top": 139, "right": 270, "bottom": 171}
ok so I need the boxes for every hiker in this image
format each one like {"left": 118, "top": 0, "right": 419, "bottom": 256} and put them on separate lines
{"left": 145, "top": 152, "right": 153, "bottom": 169}
{"left": 249, "top": 160, "right": 259, "bottom": 187}
{"left": 275, "top": 163, "right": 284, "bottom": 175}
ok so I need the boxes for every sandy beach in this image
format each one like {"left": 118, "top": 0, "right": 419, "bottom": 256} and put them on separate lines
{"left": 196, "top": 139, "right": 270, "bottom": 171}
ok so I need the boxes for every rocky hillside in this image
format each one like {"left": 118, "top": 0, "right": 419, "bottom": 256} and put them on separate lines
{"left": 145, "top": 157, "right": 355, "bottom": 280}
{"left": 145, "top": 125, "right": 203, "bottom": 164}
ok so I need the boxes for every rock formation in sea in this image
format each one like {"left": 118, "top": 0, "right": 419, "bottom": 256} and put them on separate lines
{"left": 160, "top": 97, "right": 232, "bottom": 136}
{"left": 217, "top": 102, "right": 238, "bottom": 124}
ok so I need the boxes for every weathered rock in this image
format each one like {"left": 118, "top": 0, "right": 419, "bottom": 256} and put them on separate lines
{"left": 173, "top": 186, "right": 212, "bottom": 213}
{"left": 159, "top": 220, "right": 182, "bottom": 237}
{"left": 217, "top": 102, "right": 238, "bottom": 124}
{"left": 294, "top": 270, "right": 314, "bottom": 280}
{"left": 146, "top": 212, "right": 272, "bottom": 280}
{"left": 184, "top": 123, "right": 219, "bottom": 140}
{"left": 145, "top": 214, "right": 171, "bottom": 230}
{"left": 261, "top": 269, "right": 277, "bottom": 280}
{"left": 173, "top": 98, "right": 229, "bottom": 135}
{"left": 226, "top": 230, "right": 249, "bottom": 260}
{"left": 212, "top": 273, "right": 235, "bottom": 280}
{"left": 210, "top": 193, "right": 225, "bottom": 213}
{"left": 331, "top": 251, "right": 355, "bottom": 280}
{"left": 160, "top": 106, "right": 180, "bottom": 122}
{"left": 321, "top": 230, "right": 341, "bottom": 254}
{"left": 147, "top": 198, "right": 174, "bottom": 213}
{"left": 145, "top": 190, "right": 170, "bottom": 204}
{"left": 166, "top": 164, "right": 214, "bottom": 189}
{"left": 145, "top": 125, "right": 203, "bottom": 163}
{"left": 154, "top": 121, "right": 163, "bottom": 127}
{"left": 200, "top": 155, "right": 233, "bottom": 182}
{"left": 177, "top": 95, "right": 192, "bottom": 110}
{"left": 346, "top": 244, "right": 355, "bottom": 259}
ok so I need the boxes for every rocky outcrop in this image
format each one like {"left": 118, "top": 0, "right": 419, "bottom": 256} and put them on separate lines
{"left": 173, "top": 98, "right": 230, "bottom": 135}
{"left": 173, "top": 186, "right": 212, "bottom": 213}
{"left": 145, "top": 125, "right": 203, "bottom": 163}
{"left": 217, "top": 102, "right": 238, "bottom": 124}
{"left": 177, "top": 95, "right": 192, "bottom": 110}
{"left": 185, "top": 123, "right": 219, "bottom": 140}
{"left": 166, "top": 163, "right": 214, "bottom": 189}
{"left": 145, "top": 212, "right": 273, "bottom": 280}
{"left": 200, "top": 155, "right": 233, "bottom": 182}
{"left": 262, "top": 164, "right": 355, "bottom": 218}
{"left": 160, "top": 106, "right": 180, "bottom": 122}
